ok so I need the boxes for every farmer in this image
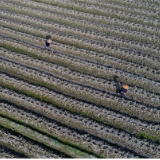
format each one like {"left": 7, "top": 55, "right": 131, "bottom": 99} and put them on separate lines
{"left": 46, "top": 35, "right": 52, "bottom": 50}
{"left": 119, "top": 84, "right": 129, "bottom": 98}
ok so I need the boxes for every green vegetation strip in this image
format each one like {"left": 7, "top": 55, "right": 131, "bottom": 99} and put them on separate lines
{"left": 0, "top": 115, "right": 96, "bottom": 158}
{"left": 138, "top": 133, "right": 159, "bottom": 142}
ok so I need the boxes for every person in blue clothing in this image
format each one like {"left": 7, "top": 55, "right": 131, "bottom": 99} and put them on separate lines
{"left": 46, "top": 35, "right": 52, "bottom": 50}
{"left": 46, "top": 39, "right": 52, "bottom": 50}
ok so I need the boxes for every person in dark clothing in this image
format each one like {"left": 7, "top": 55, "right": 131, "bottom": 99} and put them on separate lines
{"left": 45, "top": 35, "right": 52, "bottom": 50}
{"left": 46, "top": 39, "right": 52, "bottom": 50}
{"left": 114, "top": 76, "right": 129, "bottom": 98}
{"left": 120, "top": 84, "right": 129, "bottom": 98}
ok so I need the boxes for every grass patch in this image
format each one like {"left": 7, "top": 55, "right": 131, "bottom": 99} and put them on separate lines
{"left": 138, "top": 133, "right": 159, "bottom": 142}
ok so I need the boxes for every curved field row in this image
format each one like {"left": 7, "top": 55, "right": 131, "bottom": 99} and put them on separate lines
{"left": 0, "top": 0, "right": 159, "bottom": 158}
{"left": 1, "top": 37, "right": 160, "bottom": 95}
{"left": 11, "top": 0, "right": 159, "bottom": 29}
{"left": 0, "top": 103, "right": 95, "bottom": 158}
{"left": 30, "top": 0, "right": 159, "bottom": 14}
{"left": 6, "top": 0, "right": 160, "bottom": 26}
{"left": 0, "top": 97, "right": 141, "bottom": 158}
{"left": 0, "top": 43, "right": 160, "bottom": 106}
{"left": 69, "top": 0, "right": 160, "bottom": 17}
{"left": 1, "top": 9, "right": 159, "bottom": 56}
{"left": 1, "top": 57, "right": 160, "bottom": 122}
{"left": 1, "top": 69, "right": 158, "bottom": 140}
{"left": 0, "top": 17, "right": 159, "bottom": 71}
{"left": 0, "top": 93, "right": 159, "bottom": 158}
{"left": 0, "top": 9, "right": 159, "bottom": 59}
{"left": 0, "top": 125, "right": 66, "bottom": 158}
{"left": 33, "top": 0, "right": 160, "bottom": 13}
{"left": 0, "top": 46, "right": 159, "bottom": 107}
{"left": 0, "top": 1, "right": 159, "bottom": 46}
{"left": 0, "top": 145, "right": 27, "bottom": 158}
{"left": 0, "top": 70, "right": 160, "bottom": 133}
{"left": 0, "top": 23, "right": 159, "bottom": 77}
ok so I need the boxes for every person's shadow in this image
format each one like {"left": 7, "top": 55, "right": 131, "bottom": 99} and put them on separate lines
{"left": 113, "top": 75, "right": 121, "bottom": 94}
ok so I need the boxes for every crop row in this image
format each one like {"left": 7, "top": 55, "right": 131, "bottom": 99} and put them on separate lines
{"left": 0, "top": 70, "right": 160, "bottom": 137}
{"left": 0, "top": 96, "right": 140, "bottom": 158}
{"left": 33, "top": 0, "right": 160, "bottom": 13}
{"left": 0, "top": 46, "right": 159, "bottom": 108}
{"left": 0, "top": 28, "right": 159, "bottom": 83}
{"left": 0, "top": 23, "right": 159, "bottom": 80}
{"left": 22, "top": 0, "right": 160, "bottom": 20}
{"left": 120, "top": 0, "right": 160, "bottom": 5}
{"left": 0, "top": 104, "right": 94, "bottom": 158}
{"left": 1, "top": 37, "right": 160, "bottom": 96}
{"left": 10, "top": 0, "right": 159, "bottom": 29}
{"left": 0, "top": 145, "right": 27, "bottom": 158}
{"left": 77, "top": 0, "right": 159, "bottom": 16}
{"left": 1, "top": 18, "right": 159, "bottom": 72}
{"left": 0, "top": 125, "right": 64, "bottom": 158}
{"left": 1, "top": 0, "right": 159, "bottom": 158}
{"left": 0, "top": 87, "right": 160, "bottom": 157}
{"left": 0, "top": 57, "right": 160, "bottom": 123}
{"left": 68, "top": 0, "right": 159, "bottom": 18}
{"left": 6, "top": 0, "right": 160, "bottom": 28}
{"left": 0, "top": 56, "right": 160, "bottom": 122}
{"left": 1, "top": 9, "right": 159, "bottom": 57}
{"left": 47, "top": 0, "right": 160, "bottom": 12}
{"left": 117, "top": 0, "right": 160, "bottom": 7}
{"left": 0, "top": 1, "right": 159, "bottom": 46}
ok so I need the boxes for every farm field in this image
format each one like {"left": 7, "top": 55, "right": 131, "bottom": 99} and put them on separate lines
{"left": 0, "top": 0, "right": 160, "bottom": 158}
